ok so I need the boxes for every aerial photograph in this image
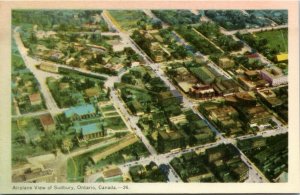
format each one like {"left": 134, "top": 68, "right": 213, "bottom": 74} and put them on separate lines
{"left": 11, "top": 9, "right": 288, "bottom": 183}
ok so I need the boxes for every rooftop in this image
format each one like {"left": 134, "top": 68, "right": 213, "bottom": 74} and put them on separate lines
{"left": 103, "top": 167, "right": 123, "bottom": 178}
{"left": 29, "top": 93, "right": 41, "bottom": 103}
{"left": 64, "top": 104, "right": 96, "bottom": 118}
{"left": 276, "top": 53, "right": 288, "bottom": 62}
{"left": 40, "top": 114, "right": 55, "bottom": 126}
{"left": 81, "top": 123, "right": 104, "bottom": 136}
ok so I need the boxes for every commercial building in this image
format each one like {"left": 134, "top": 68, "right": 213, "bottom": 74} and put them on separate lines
{"left": 260, "top": 66, "right": 288, "bottom": 86}
{"left": 189, "top": 84, "right": 215, "bottom": 98}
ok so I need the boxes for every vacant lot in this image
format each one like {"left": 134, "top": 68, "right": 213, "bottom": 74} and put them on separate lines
{"left": 254, "top": 29, "right": 288, "bottom": 53}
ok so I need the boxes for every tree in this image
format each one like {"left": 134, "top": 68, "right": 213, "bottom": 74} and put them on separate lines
{"left": 61, "top": 137, "right": 73, "bottom": 152}
{"left": 29, "top": 31, "right": 37, "bottom": 43}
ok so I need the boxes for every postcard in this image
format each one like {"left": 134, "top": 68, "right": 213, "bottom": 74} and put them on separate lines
{"left": 0, "top": 0, "right": 299, "bottom": 194}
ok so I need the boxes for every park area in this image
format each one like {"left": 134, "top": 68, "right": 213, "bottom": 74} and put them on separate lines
{"left": 254, "top": 29, "right": 288, "bottom": 53}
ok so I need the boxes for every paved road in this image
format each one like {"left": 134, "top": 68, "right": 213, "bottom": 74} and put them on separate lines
{"left": 220, "top": 24, "right": 288, "bottom": 36}
{"left": 110, "top": 88, "right": 157, "bottom": 155}
{"left": 14, "top": 28, "right": 62, "bottom": 115}
{"left": 14, "top": 13, "right": 289, "bottom": 183}
{"left": 108, "top": 12, "right": 289, "bottom": 182}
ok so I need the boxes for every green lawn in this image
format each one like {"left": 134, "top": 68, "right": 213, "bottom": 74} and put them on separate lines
{"left": 93, "top": 142, "right": 149, "bottom": 170}
{"left": 104, "top": 116, "right": 127, "bottom": 130}
{"left": 67, "top": 143, "right": 116, "bottom": 182}
{"left": 108, "top": 10, "right": 148, "bottom": 30}
{"left": 100, "top": 104, "right": 116, "bottom": 112}
{"left": 255, "top": 29, "right": 288, "bottom": 53}
{"left": 11, "top": 118, "right": 47, "bottom": 165}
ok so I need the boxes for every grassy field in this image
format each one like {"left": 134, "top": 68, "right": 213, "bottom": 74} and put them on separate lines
{"left": 67, "top": 140, "right": 149, "bottom": 182}
{"left": 108, "top": 10, "right": 147, "bottom": 31}
{"left": 104, "top": 116, "right": 127, "bottom": 130}
{"left": 11, "top": 118, "right": 46, "bottom": 165}
{"left": 67, "top": 143, "right": 116, "bottom": 182}
{"left": 255, "top": 29, "right": 288, "bottom": 53}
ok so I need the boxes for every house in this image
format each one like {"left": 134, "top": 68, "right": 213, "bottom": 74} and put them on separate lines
{"left": 64, "top": 104, "right": 96, "bottom": 121}
{"left": 39, "top": 114, "right": 55, "bottom": 132}
{"left": 29, "top": 93, "right": 42, "bottom": 106}
{"left": 218, "top": 57, "right": 234, "bottom": 69}
{"left": 169, "top": 114, "right": 187, "bottom": 125}
{"left": 59, "top": 82, "right": 70, "bottom": 90}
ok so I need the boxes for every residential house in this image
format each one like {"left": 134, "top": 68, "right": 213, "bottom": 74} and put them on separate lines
{"left": 39, "top": 114, "right": 56, "bottom": 132}
{"left": 29, "top": 93, "right": 42, "bottom": 106}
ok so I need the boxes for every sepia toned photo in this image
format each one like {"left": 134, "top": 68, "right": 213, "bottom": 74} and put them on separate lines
{"left": 0, "top": 0, "right": 299, "bottom": 194}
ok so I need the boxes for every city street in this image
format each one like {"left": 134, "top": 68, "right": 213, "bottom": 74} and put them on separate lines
{"left": 12, "top": 10, "right": 289, "bottom": 184}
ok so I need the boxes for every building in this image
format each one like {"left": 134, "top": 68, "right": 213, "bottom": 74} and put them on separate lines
{"left": 205, "top": 146, "right": 226, "bottom": 163}
{"left": 29, "top": 93, "right": 42, "bottom": 106}
{"left": 64, "top": 104, "right": 96, "bottom": 121}
{"left": 275, "top": 171, "right": 288, "bottom": 182}
{"left": 157, "top": 130, "right": 184, "bottom": 153}
{"left": 39, "top": 62, "right": 59, "bottom": 73}
{"left": 240, "top": 105, "right": 272, "bottom": 127}
{"left": 237, "top": 70, "right": 269, "bottom": 90}
{"left": 187, "top": 170, "right": 215, "bottom": 182}
{"left": 231, "top": 161, "right": 249, "bottom": 182}
{"left": 189, "top": 84, "right": 215, "bottom": 98}
{"left": 213, "top": 79, "right": 239, "bottom": 95}
{"left": 174, "top": 67, "right": 198, "bottom": 93}
{"left": 218, "top": 57, "right": 234, "bottom": 69}
{"left": 102, "top": 167, "right": 123, "bottom": 182}
{"left": 129, "top": 100, "right": 144, "bottom": 116}
{"left": 190, "top": 67, "right": 216, "bottom": 84}
{"left": 12, "top": 166, "right": 54, "bottom": 183}
{"left": 169, "top": 114, "right": 187, "bottom": 125}
{"left": 258, "top": 90, "right": 283, "bottom": 108}
{"left": 39, "top": 114, "right": 55, "bottom": 132}
{"left": 207, "top": 105, "right": 243, "bottom": 135}
{"left": 276, "top": 53, "right": 288, "bottom": 62}
{"left": 59, "top": 82, "right": 70, "bottom": 90}
{"left": 79, "top": 123, "right": 106, "bottom": 140}
{"left": 260, "top": 66, "right": 288, "bottom": 86}
{"left": 234, "top": 92, "right": 257, "bottom": 106}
